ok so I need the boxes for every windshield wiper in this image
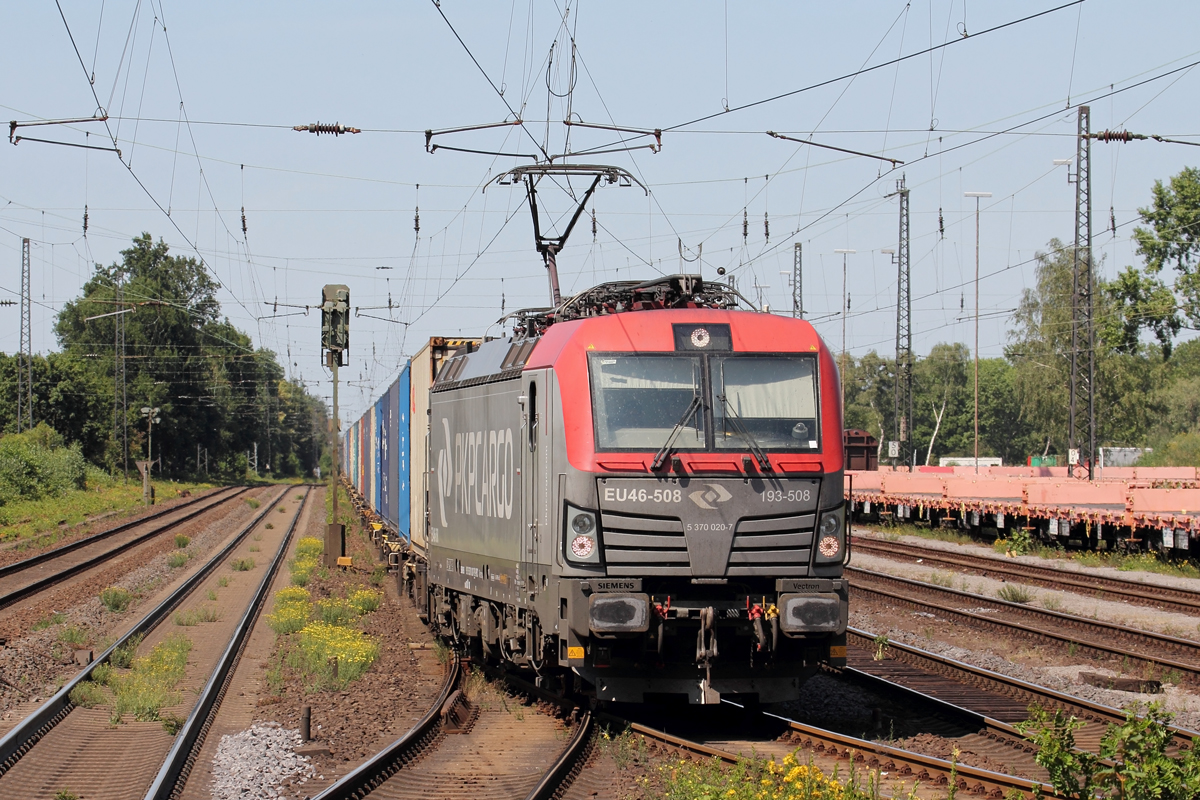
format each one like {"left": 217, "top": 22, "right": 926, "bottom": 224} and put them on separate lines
{"left": 716, "top": 393, "right": 772, "bottom": 472}
{"left": 651, "top": 394, "right": 702, "bottom": 471}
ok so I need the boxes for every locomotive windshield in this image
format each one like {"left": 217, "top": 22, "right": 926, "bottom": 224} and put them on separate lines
{"left": 590, "top": 356, "right": 705, "bottom": 449}
{"left": 589, "top": 353, "right": 819, "bottom": 452}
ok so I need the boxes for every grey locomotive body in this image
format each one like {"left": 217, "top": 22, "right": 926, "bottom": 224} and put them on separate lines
{"left": 412, "top": 283, "right": 848, "bottom": 705}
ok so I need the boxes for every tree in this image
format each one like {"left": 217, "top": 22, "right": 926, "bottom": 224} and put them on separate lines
{"left": 1133, "top": 166, "right": 1200, "bottom": 328}
{"left": 1101, "top": 266, "right": 1180, "bottom": 358}
{"left": 49, "top": 233, "right": 328, "bottom": 478}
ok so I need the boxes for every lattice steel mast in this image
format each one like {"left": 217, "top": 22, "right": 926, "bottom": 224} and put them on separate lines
{"left": 792, "top": 243, "right": 804, "bottom": 319}
{"left": 891, "top": 177, "right": 912, "bottom": 465}
{"left": 1069, "top": 106, "right": 1095, "bottom": 479}
{"left": 17, "top": 238, "right": 33, "bottom": 432}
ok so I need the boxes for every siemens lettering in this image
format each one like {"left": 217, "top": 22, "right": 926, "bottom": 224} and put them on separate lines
{"left": 436, "top": 420, "right": 515, "bottom": 526}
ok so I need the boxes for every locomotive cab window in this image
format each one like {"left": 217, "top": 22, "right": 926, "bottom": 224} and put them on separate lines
{"left": 590, "top": 355, "right": 704, "bottom": 450}
{"left": 588, "top": 352, "right": 820, "bottom": 453}
{"left": 711, "top": 355, "right": 820, "bottom": 451}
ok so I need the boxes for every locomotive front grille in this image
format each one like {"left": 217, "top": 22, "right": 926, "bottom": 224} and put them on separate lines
{"left": 728, "top": 513, "right": 814, "bottom": 576}
{"left": 599, "top": 509, "right": 813, "bottom": 577}
{"left": 600, "top": 511, "right": 691, "bottom": 576}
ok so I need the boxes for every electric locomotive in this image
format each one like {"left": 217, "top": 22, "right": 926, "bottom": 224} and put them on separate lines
{"left": 406, "top": 275, "right": 848, "bottom": 704}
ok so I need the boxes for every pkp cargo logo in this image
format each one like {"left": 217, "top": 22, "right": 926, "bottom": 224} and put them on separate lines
{"left": 689, "top": 483, "right": 732, "bottom": 510}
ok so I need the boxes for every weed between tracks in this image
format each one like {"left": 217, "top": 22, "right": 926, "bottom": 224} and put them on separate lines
{"left": 99, "top": 586, "right": 133, "bottom": 613}
{"left": 69, "top": 633, "right": 193, "bottom": 726}
{"left": 174, "top": 606, "right": 220, "bottom": 626}
{"left": 265, "top": 568, "right": 383, "bottom": 689}
{"left": 996, "top": 584, "right": 1036, "bottom": 604}
{"left": 639, "top": 750, "right": 888, "bottom": 800}
{"left": 288, "top": 536, "right": 324, "bottom": 586}
{"left": 32, "top": 611, "right": 67, "bottom": 631}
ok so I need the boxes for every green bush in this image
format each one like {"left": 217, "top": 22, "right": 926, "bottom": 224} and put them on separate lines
{"left": 174, "top": 534, "right": 191, "bottom": 549}
{"left": 167, "top": 551, "right": 189, "bottom": 568}
{"left": 1017, "top": 703, "right": 1200, "bottom": 799}
{"left": 110, "top": 633, "right": 144, "bottom": 669}
{"left": 68, "top": 681, "right": 107, "bottom": 709}
{"left": 246, "top": 497, "right": 260, "bottom": 509}
{"left": 99, "top": 587, "right": 133, "bottom": 613}
{"left": 0, "top": 424, "right": 87, "bottom": 506}
{"left": 231, "top": 558, "right": 255, "bottom": 571}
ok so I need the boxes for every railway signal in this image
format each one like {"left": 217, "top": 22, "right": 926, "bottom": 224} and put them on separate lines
{"left": 322, "top": 284, "right": 350, "bottom": 567}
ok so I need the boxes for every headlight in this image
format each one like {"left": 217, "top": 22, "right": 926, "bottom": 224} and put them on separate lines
{"left": 814, "top": 505, "right": 845, "bottom": 563}
{"left": 565, "top": 504, "right": 600, "bottom": 564}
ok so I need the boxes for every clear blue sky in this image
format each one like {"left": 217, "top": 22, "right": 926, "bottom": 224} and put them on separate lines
{"left": 2, "top": 1, "right": 1198, "bottom": 422}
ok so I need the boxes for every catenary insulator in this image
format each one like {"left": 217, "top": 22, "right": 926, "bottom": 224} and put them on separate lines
{"left": 293, "top": 122, "right": 361, "bottom": 136}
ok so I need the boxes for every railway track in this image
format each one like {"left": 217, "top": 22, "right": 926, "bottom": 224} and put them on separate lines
{"left": 312, "top": 657, "right": 596, "bottom": 800}
{"left": 847, "top": 565, "right": 1200, "bottom": 683}
{"left": 0, "top": 485, "right": 249, "bottom": 614}
{"left": 621, "top": 709, "right": 1052, "bottom": 799}
{"left": 493, "top": 663, "right": 1050, "bottom": 799}
{"left": 0, "top": 484, "right": 305, "bottom": 800}
{"left": 852, "top": 535, "right": 1200, "bottom": 615}
{"left": 843, "top": 627, "right": 1199, "bottom": 753}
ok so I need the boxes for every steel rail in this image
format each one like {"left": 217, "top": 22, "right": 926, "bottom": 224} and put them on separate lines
{"left": 522, "top": 711, "right": 594, "bottom": 800}
{"left": 844, "top": 628, "right": 1199, "bottom": 750}
{"left": 852, "top": 536, "right": 1200, "bottom": 614}
{"left": 779, "top": 716, "right": 1051, "bottom": 798}
{"left": 627, "top": 716, "right": 1052, "bottom": 799}
{"left": 145, "top": 486, "right": 312, "bottom": 800}
{"left": 0, "top": 485, "right": 249, "bottom": 611}
{"left": 848, "top": 568, "right": 1200, "bottom": 682}
{"left": 311, "top": 656, "right": 462, "bottom": 800}
{"left": 0, "top": 484, "right": 288, "bottom": 777}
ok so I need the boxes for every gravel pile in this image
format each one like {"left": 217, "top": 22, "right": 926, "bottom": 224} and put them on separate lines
{"left": 210, "top": 722, "right": 315, "bottom": 799}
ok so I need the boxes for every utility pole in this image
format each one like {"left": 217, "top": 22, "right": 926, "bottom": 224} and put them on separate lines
{"left": 139, "top": 406, "right": 160, "bottom": 506}
{"left": 322, "top": 284, "right": 350, "bottom": 568}
{"left": 834, "top": 249, "right": 855, "bottom": 409}
{"left": 17, "top": 238, "right": 33, "bottom": 432}
{"left": 1069, "top": 106, "right": 1095, "bottom": 480}
{"left": 888, "top": 176, "right": 912, "bottom": 467}
{"left": 964, "top": 192, "right": 991, "bottom": 473}
{"left": 249, "top": 442, "right": 258, "bottom": 477}
{"left": 114, "top": 269, "right": 128, "bottom": 480}
{"left": 792, "top": 243, "right": 803, "bottom": 318}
